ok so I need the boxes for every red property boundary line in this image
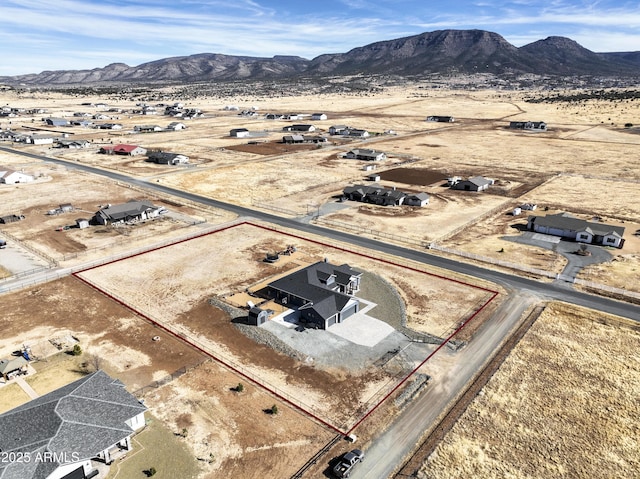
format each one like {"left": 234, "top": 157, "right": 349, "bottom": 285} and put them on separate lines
{"left": 72, "top": 220, "right": 499, "bottom": 437}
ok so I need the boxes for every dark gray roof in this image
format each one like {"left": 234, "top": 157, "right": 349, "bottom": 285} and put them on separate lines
{"left": 269, "top": 262, "right": 361, "bottom": 320}
{"left": 531, "top": 213, "right": 625, "bottom": 237}
{"left": 96, "top": 200, "right": 157, "bottom": 222}
{"left": 0, "top": 370, "right": 147, "bottom": 479}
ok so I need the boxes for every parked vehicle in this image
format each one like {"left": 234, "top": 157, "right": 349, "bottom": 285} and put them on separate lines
{"left": 332, "top": 449, "right": 364, "bottom": 478}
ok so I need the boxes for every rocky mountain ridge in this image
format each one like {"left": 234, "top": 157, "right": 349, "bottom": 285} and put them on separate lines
{"left": 2, "top": 29, "right": 638, "bottom": 85}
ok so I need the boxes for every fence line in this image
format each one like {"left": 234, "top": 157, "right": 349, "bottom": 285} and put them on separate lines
{"left": 132, "top": 359, "right": 209, "bottom": 397}
{"left": 0, "top": 229, "right": 58, "bottom": 266}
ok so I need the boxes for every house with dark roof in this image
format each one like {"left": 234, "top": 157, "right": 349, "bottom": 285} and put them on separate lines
{"left": 509, "top": 121, "right": 547, "bottom": 131}
{"left": 527, "top": 212, "right": 625, "bottom": 248}
{"left": 282, "top": 124, "right": 316, "bottom": 132}
{"left": 44, "top": 118, "right": 69, "bottom": 127}
{"left": 146, "top": 151, "right": 189, "bottom": 165}
{"left": 0, "top": 370, "right": 146, "bottom": 479}
{"left": 426, "top": 115, "right": 455, "bottom": 123}
{"left": 282, "top": 135, "right": 327, "bottom": 144}
{"left": 344, "top": 149, "right": 386, "bottom": 161}
{"left": 267, "top": 261, "right": 362, "bottom": 329}
{"left": 451, "top": 176, "right": 493, "bottom": 192}
{"left": 93, "top": 200, "right": 162, "bottom": 225}
{"left": 343, "top": 184, "right": 425, "bottom": 207}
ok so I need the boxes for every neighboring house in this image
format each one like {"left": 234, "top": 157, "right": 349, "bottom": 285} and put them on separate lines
{"left": 329, "top": 125, "right": 349, "bottom": 135}
{"left": 264, "top": 113, "right": 285, "bottom": 120}
{"left": 282, "top": 124, "right": 316, "bottom": 132}
{"left": 56, "top": 139, "right": 90, "bottom": 149}
{"left": 343, "top": 184, "right": 406, "bottom": 206}
{"left": 0, "top": 214, "right": 25, "bottom": 224}
{"left": 266, "top": 261, "right": 362, "bottom": 329}
{"left": 367, "top": 173, "right": 381, "bottom": 182}
{"left": 27, "top": 135, "right": 55, "bottom": 145}
{"left": 0, "top": 170, "right": 34, "bottom": 184}
{"left": 0, "top": 370, "right": 147, "bottom": 479}
{"left": 451, "top": 176, "right": 493, "bottom": 192}
{"left": 404, "top": 192, "right": 430, "bottom": 207}
{"left": 99, "top": 144, "right": 147, "bottom": 156}
{"left": 93, "top": 200, "right": 163, "bottom": 225}
{"left": 510, "top": 121, "right": 547, "bottom": 131}
{"left": 0, "top": 356, "right": 28, "bottom": 381}
{"left": 527, "top": 212, "right": 625, "bottom": 248}
{"left": 343, "top": 128, "right": 369, "bottom": 138}
{"left": 147, "top": 151, "right": 189, "bottom": 165}
{"left": 282, "top": 135, "right": 327, "bottom": 144}
{"left": 45, "top": 118, "right": 69, "bottom": 127}
{"left": 230, "top": 128, "right": 251, "bottom": 138}
{"left": 311, "top": 113, "right": 327, "bottom": 121}
{"left": 167, "top": 122, "right": 186, "bottom": 130}
{"left": 95, "top": 123, "right": 123, "bottom": 130}
{"left": 426, "top": 115, "right": 455, "bottom": 122}
{"left": 345, "top": 149, "right": 386, "bottom": 161}
{"left": 134, "top": 125, "right": 162, "bottom": 133}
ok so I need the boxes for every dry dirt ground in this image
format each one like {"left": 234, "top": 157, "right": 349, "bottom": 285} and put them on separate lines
{"left": 418, "top": 302, "right": 640, "bottom": 479}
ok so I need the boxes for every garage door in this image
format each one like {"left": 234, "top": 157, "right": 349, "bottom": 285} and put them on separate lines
{"left": 340, "top": 303, "right": 358, "bottom": 321}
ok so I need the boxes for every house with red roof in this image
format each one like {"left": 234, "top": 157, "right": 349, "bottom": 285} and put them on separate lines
{"left": 99, "top": 144, "right": 147, "bottom": 156}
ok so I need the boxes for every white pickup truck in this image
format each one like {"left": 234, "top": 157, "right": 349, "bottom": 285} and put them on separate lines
{"left": 332, "top": 449, "right": 365, "bottom": 478}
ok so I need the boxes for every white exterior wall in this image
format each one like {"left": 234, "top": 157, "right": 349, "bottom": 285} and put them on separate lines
{"left": 126, "top": 411, "right": 146, "bottom": 431}
{"left": 603, "top": 234, "right": 622, "bottom": 248}
{"left": 576, "top": 231, "right": 593, "bottom": 243}
{"left": 46, "top": 459, "right": 92, "bottom": 479}
{"left": 2, "top": 172, "right": 34, "bottom": 184}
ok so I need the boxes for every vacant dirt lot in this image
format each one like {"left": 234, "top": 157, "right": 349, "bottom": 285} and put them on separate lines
{"left": 419, "top": 302, "right": 640, "bottom": 479}
{"left": 76, "top": 222, "right": 493, "bottom": 427}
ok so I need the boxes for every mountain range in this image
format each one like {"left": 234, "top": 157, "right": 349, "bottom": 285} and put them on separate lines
{"left": 2, "top": 29, "right": 639, "bottom": 85}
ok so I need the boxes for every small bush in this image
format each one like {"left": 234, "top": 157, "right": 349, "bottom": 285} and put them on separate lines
{"left": 625, "top": 123, "right": 633, "bottom": 128}
{"left": 270, "top": 404, "right": 278, "bottom": 415}
{"left": 236, "top": 383, "right": 244, "bottom": 393}
{"left": 144, "top": 467, "right": 157, "bottom": 477}
{"left": 71, "top": 344, "right": 82, "bottom": 356}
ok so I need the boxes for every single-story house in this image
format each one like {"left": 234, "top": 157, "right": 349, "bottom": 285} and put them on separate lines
{"left": 264, "top": 113, "right": 285, "bottom": 120}
{"left": 509, "top": 121, "right": 547, "bottom": 131}
{"left": 266, "top": 261, "right": 362, "bottom": 329}
{"left": 0, "top": 370, "right": 147, "bottom": 479}
{"left": 146, "top": 151, "right": 189, "bottom": 165}
{"left": 426, "top": 115, "right": 455, "bottom": 123}
{"left": 95, "top": 123, "right": 123, "bottom": 130}
{"left": 56, "top": 139, "right": 90, "bottom": 149}
{"left": 345, "top": 149, "right": 386, "bottom": 161}
{"left": 99, "top": 144, "right": 147, "bottom": 156}
{"left": 167, "top": 122, "right": 186, "bottom": 130}
{"left": 311, "top": 113, "right": 327, "bottom": 121}
{"left": 93, "top": 200, "right": 162, "bottom": 225}
{"left": 282, "top": 135, "right": 327, "bottom": 144}
{"left": 343, "top": 128, "right": 370, "bottom": 138}
{"left": 367, "top": 173, "right": 381, "bottom": 182}
{"left": 45, "top": 118, "right": 69, "bottom": 127}
{"left": 282, "top": 124, "right": 316, "bottom": 132}
{"left": 343, "top": 184, "right": 406, "bottom": 206}
{"left": 329, "top": 125, "right": 349, "bottom": 135}
{"left": 0, "top": 170, "right": 34, "bottom": 184}
{"left": 527, "top": 212, "right": 625, "bottom": 248}
{"left": 134, "top": 125, "right": 162, "bottom": 133}
{"left": 230, "top": 128, "right": 251, "bottom": 138}
{"left": 404, "top": 192, "right": 430, "bottom": 207}
{"left": 27, "top": 135, "right": 54, "bottom": 145}
{"left": 0, "top": 214, "right": 25, "bottom": 224}
{"left": 0, "top": 356, "right": 28, "bottom": 381}
{"left": 451, "top": 176, "right": 493, "bottom": 192}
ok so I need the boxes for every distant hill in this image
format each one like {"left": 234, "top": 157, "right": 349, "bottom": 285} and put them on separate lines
{"left": 1, "top": 29, "right": 638, "bottom": 85}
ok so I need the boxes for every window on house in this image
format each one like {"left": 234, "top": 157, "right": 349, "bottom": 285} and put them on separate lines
{"left": 606, "top": 237, "right": 615, "bottom": 243}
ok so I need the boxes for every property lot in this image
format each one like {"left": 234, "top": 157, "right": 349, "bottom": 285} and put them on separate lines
{"left": 76, "top": 222, "right": 495, "bottom": 430}
{"left": 419, "top": 302, "right": 640, "bottom": 479}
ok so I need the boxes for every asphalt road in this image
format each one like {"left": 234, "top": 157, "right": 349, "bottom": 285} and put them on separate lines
{"left": 5, "top": 146, "right": 637, "bottom": 322}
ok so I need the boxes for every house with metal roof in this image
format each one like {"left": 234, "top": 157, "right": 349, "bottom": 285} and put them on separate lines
{"left": 0, "top": 370, "right": 146, "bottom": 479}
{"left": 426, "top": 115, "right": 455, "bottom": 123}
{"left": 0, "top": 170, "right": 34, "bottom": 184}
{"left": 267, "top": 261, "right": 362, "bottom": 329}
{"left": 527, "top": 212, "right": 625, "bottom": 248}
{"left": 99, "top": 144, "right": 146, "bottom": 156}
{"left": 146, "top": 151, "right": 189, "bottom": 165}
{"left": 93, "top": 200, "right": 162, "bottom": 225}
{"left": 0, "top": 356, "right": 28, "bottom": 381}
{"left": 451, "top": 176, "right": 493, "bottom": 192}
{"left": 509, "top": 121, "right": 547, "bottom": 131}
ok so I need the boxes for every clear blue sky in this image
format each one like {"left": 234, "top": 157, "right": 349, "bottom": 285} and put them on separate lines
{"left": 1, "top": 0, "right": 638, "bottom": 76}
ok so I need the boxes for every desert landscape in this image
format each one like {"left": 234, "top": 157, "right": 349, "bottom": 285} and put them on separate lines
{"left": 0, "top": 82, "right": 639, "bottom": 479}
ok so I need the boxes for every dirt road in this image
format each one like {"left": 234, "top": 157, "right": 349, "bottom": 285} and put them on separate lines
{"left": 351, "top": 291, "right": 540, "bottom": 479}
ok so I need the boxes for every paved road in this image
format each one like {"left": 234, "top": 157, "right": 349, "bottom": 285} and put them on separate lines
{"left": 5, "top": 147, "right": 637, "bottom": 322}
